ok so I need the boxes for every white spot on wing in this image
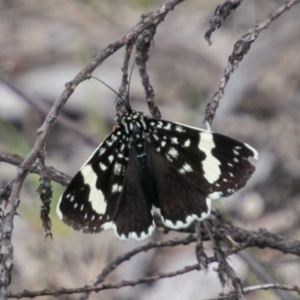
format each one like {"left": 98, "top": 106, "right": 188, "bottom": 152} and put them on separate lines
{"left": 153, "top": 134, "right": 159, "bottom": 140}
{"left": 114, "top": 163, "right": 122, "bottom": 175}
{"left": 233, "top": 149, "right": 239, "bottom": 156}
{"left": 157, "top": 121, "right": 163, "bottom": 128}
{"left": 166, "top": 156, "right": 173, "bottom": 162}
{"left": 100, "top": 163, "right": 107, "bottom": 171}
{"left": 168, "top": 148, "right": 178, "bottom": 158}
{"left": 112, "top": 183, "right": 123, "bottom": 193}
{"left": 164, "top": 123, "right": 171, "bottom": 130}
{"left": 198, "top": 132, "right": 221, "bottom": 184}
{"left": 106, "top": 139, "right": 113, "bottom": 146}
{"left": 175, "top": 126, "right": 184, "bottom": 132}
{"left": 183, "top": 139, "right": 191, "bottom": 147}
{"left": 179, "top": 163, "right": 193, "bottom": 174}
{"left": 171, "top": 137, "right": 178, "bottom": 144}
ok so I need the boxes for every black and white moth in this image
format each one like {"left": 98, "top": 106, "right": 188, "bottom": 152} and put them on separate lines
{"left": 57, "top": 109, "right": 258, "bottom": 240}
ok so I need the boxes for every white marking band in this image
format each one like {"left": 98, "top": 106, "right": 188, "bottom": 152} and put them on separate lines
{"left": 198, "top": 132, "right": 221, "bottom": 184}
{"left": 81, "top": 165, "right": 107, "bottom": 215}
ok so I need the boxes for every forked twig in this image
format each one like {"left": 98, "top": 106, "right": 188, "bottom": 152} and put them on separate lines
{"left": 204, "top": 0, "right": 299, "bottom": 125}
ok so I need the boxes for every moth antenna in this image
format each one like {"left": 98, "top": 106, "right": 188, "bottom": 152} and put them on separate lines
{"left": 91, "top": 76, "right": 131, "bottom": 112}
{"left": 127, "top": 61, "right": 136, "bottom": 107}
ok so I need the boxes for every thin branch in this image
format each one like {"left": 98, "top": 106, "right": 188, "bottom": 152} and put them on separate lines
{"left": 36, "top": 151, "right": 53, "bottom": 239}
{"left": 208, "top": 283, "right": 300, "bottom": 299}
{"left": 78, "top": 234, "right": 195, "bottom": 300}
{"left": 116, "top": 42, "right": 135, "bottom": 118}
{"left": 226, "top": 226, "right": 300, "bottom": 256}
{"left": 243, "top": 283, "right": 300, "bottom": 295}
{"left": 9, "top": 241, "right": 241, "bottom": 298}
{"left": 90, "top": 234, "right": 195, "bottom": 286}
{"left": 9, "top": 263, "right": 200, "bottom": 298}
{"left": 204, "top": 0, "right": 299, "bottom": 125}
{"left": 8, "top": 216, "right": 300, "bottom": 298}
{"left": 205, "top": 0, "right": 243, "bottom": 45}
{"left": 136, "top": 25, "right": 161, "bottom": 119}
{"left": 209, "top": 220, "right": 244, "bottom": 299}
{"left": 0, "top": 151, "right": 71, "bottom": 186}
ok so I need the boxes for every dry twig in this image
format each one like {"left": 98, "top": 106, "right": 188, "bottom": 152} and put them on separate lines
{"left": 204, "top": 0, "right": 299, "bottom": 125}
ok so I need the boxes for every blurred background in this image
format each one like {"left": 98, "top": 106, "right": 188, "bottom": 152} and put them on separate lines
{"left": 1, "top": 0, "right": 300, "bottom": 299}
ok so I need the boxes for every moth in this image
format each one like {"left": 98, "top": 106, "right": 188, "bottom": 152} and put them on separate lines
{"left": 57, "top": 107, "right": 258, "bottom": 240}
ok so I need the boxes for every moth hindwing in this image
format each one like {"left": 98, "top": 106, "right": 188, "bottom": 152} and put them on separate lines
{"left": 57, "top": 110, "right": 258, "bottom": 240}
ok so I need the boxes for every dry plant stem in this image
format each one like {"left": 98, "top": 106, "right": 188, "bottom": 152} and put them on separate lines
{"left": 136, "top": 25, "right": 161, "bottom": 119}
{"left": 9, "top": 222, "right": 300, "bottom": 298}
{"left": 83, "top": 235, "right": 195, "bottom": 294}
{"left": 9, "top": 263, "right": 201, "bottom": 298}
{"left": 205, "top": 0, "right": 243, "bottom": 45}
{"left": 37, "top": 152, "right": 53, "bottom": 238}
{"left": 209, "top": 283, "right": 300, "bottom": 300}
{"left": 8, "top": 274, "right": 300, "bottom": 299}
{"left": 116, "top": 43, "right": 135, "bottom": 118}
{"left": 78, "top": 234, "right": 195, "bottom": 300}
{"left": 121, "top": 43, "right": 134, "bottom": 93}
{"left": 243, "top": 283, "right": 300, "bottom": 296}
{"left": 208, "top": 221, "right": 244, "bottom": 299}
{"left": 10, "top": 245, "right": 242, "bottom": 299}
{"left": 195, "top": 222, "right": 209, "bottom": 271}
{"left": 0, "top": 151, "right": 71, "bottom": 186}
{"left": 204, "top": 0, "right": 300, "bottom": 125}
{"left": 0, "top": 1, "right": 186, "bottom": 298}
